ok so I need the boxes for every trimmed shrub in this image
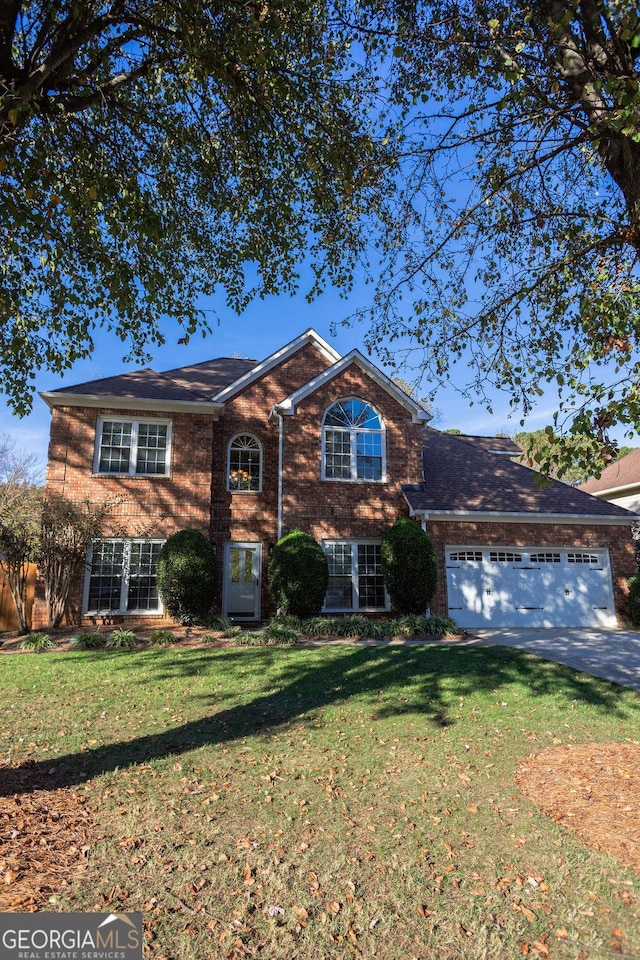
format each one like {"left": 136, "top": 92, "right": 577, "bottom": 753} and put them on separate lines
{"left": 267, "top": 530, "right": 328, "bottom": 618}
{"left": 381, "top": 518, "right": 437, "bottom": 615}
{"left": 156, "top": 528, "right": 217, "bottom": 625}
{"left": 629, "top": 575, "right": 640, "bottom": 627}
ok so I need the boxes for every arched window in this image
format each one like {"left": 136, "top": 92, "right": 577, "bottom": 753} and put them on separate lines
{"left": 323, "top": 399, "right": 384, "bottom": 481}
{"left": 227, "top": 434, "right": 262, "bottom": 492}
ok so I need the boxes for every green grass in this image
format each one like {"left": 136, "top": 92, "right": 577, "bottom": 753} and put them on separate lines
{"left": 1, "top": 644, "right": 639, "bottom": 959}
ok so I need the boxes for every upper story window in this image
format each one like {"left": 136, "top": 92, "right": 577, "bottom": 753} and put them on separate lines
{"left": 95, "top": 418, "right": 171, "bottom": 476}
{"left": 323, "top": 399, "right": 384, "bottom": 481}
{"left": 228, "top": 434, "right": 262, "bottom": 492}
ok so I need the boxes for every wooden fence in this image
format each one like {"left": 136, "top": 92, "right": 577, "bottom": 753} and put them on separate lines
{"left": 0, "top": 564, "right": 36, "bottom": 631}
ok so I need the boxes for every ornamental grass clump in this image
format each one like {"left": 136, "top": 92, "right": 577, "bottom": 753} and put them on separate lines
{"left": 19, "top": 632, "right": 56, "bottom": 652}
{"left": 106, "top": 628, "right": 138, "bottom": 649}
{"left": 149, "top": 628, "right": 176, "bottom": 647}
{"left": 69, "top": 630, "right": 104, "bottom": 649}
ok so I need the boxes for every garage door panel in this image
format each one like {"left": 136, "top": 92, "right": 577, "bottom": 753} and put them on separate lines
{"left": 445, "top": 547, "right": 616, "bottom": 629}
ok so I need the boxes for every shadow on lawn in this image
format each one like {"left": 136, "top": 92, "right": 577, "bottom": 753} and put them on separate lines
{"left": 2, "top": 643, "right": 627, "bottom": 797}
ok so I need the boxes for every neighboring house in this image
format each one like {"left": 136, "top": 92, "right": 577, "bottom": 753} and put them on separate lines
{"left": 580, "top": 447, "right": 640, "bottom": 515}
{"left": 33, "top": 329, "right": 636, "bottom": 631}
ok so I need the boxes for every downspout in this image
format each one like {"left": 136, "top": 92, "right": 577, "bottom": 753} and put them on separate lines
{"left": 276, "top": 410, "right": 284, "bottom": 541}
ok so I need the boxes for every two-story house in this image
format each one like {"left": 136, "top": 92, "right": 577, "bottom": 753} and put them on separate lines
{"left": 35, "top": 328, "right": 636, "bottom": 630}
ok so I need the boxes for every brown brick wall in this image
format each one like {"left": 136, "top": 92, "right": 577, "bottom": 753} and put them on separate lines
{"left": 33, "top": 405, "right": 215, "bottom": 628}
{"left": 209, "top": 346, "right": 423, "bottom": 617}
{"left": 426, "top": 519, "right": 636, "bottom": 622}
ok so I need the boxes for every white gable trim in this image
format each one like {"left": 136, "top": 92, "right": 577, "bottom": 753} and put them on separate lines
{"left": 272, "top": 350, "right": 431, "bottom": 424}
{"left": 586, "top": 481, "right": 640, "bottom": 499}
{"left": 211, "top": 328, "right": 341, "bottom": 403}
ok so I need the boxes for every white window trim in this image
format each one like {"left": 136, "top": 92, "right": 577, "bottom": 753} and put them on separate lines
{"left": 83, "top": 538, "right": 166, "bottom": 615}
{"left": 321, "top": 398, "right": 386, "bottom": 483}
{"left": 94, "top": 416, "right": 172, "bottom": 477}
{"left": 322, "top": 540, "right": 390, "bottom": 613}
{"left": 226, "top": 433, "right": 263, "bottom": 493}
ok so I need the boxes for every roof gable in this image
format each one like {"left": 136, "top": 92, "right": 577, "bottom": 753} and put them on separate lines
{"left": 272, "top": 350, "right": 431, "bottom": 424}
{"left": 211, "top": 328, "right": 341, "bottom": 403}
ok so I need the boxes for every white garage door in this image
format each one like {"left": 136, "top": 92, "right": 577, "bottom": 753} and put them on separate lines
{"left": 445, "top": 547, "right": 616, "bottom": 628}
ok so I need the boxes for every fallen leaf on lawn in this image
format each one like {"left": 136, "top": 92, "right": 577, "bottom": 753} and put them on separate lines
{"left": 325, "top": 900, "right": 341, "bottom": 916}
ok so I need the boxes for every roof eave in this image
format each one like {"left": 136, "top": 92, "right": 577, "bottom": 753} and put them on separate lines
{"left": 583, "top": 481, "right": 640, "bottom": 499}
{"left": 403, "top": 500, "right": 635, "bottom": 526}
{"left": 40, "top": 391, "right": 224, "bottom": 417}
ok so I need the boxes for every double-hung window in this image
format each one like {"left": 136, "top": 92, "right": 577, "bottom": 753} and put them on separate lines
{"left": 85, "top": 539, "right": 164, "bottom": 614}
{"left": 323, "top": 399, "right": 384, "bottom": 481}
{"left": 95, "top": 418, "right": 171, "bottom": 476}
{"left": 324, "top": 541, "right": 388, "bottom": 612}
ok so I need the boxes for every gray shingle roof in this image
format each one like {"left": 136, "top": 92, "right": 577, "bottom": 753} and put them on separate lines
{"left": 580, "top": 446, "right": 640, "bottom": 495}
{"left": 404, "top": 428, "right": 635, "bottom": 519}
{"left": 49, "top": 357, "right": 257, "bottom": 403}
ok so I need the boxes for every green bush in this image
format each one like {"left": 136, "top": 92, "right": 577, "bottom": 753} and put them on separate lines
{"left": 423, "top": 615, "right": 459, "bottom": 636}
{"left": 628, "top": 575, "right": 640, "bottom": 626}
{"left": 262, "top": 622, "right": 301, "bottom": 645}
{"left": 69, "top": 630, "right": 104, "bottom": 649}
{"left": 149, "top": 628, "right": 176, "bottom": 646}
{"left": 267, "top": 530, "right": 328, "bottom": 618}
{"left": 19, "top": 632, "right": 56, "bottom": 651}
{"left": 106, "top": 628, "right": 138, "bottom": 649}
{"left": 381, "top": 518, "right": 437, "bottom": 615}
{"left": 156, "top": 528, "right": 217, "bottom": 625}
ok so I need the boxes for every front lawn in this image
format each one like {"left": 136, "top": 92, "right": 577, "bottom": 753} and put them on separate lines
{"left": 1, "top": 644, "right": 639, "bottom": 959}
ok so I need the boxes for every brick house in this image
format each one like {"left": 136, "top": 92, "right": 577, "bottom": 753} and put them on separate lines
{"left": 35, "top": 328, "right": 636, "bottom": 629}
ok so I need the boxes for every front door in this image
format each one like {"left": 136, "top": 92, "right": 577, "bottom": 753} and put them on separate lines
{"left": 223, "top": 543, "right": 261, "bottom": 621}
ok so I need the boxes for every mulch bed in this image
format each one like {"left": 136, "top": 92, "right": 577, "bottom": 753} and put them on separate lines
{"left": 516, "top": 742, "right": 640, "bottom": 876}
{"left": 0, "top": 764, "right": 100, "bottom": 911}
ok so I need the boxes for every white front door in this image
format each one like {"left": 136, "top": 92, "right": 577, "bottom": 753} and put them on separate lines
{"left": 223, "top": 543, "right": 261, "bottom": 621}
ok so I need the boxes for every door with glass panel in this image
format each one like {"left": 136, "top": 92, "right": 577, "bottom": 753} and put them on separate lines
{"left": 223, "top": 543, "right": 261, "bottom": 620}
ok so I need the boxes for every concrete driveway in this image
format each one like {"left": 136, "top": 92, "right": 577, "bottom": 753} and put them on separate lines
{"left": 471, "top": 628, "right": 640, "bottom": 691}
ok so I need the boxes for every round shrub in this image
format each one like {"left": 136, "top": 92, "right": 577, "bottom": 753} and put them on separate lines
{"left": 156, "top": 528, "right": 217, "bottom": 625}
{"left": 380, "top": 518, "right": 437, "bottom": 615}
{"left": 267, "top": 530, "right": 328, "bottom": 618}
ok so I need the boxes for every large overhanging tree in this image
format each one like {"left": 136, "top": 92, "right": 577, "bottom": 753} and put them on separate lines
{"left": 0, "top": 0, "right": 391, "bottom": 415}
{"left": 344, "top": 0, "right": 640, "bottom": 470}
{"left": 3, "top": 2, "right": 640, "bottom": 475}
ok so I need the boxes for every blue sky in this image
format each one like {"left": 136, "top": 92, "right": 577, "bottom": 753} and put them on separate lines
{"left": 5, "top": 270, "right": 632, "bottom": 480}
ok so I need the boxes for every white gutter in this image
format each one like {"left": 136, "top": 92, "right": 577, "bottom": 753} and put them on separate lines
{"left": 404, "top": 502, "right": 635, "bottom": 526}
{"left": 40, "top": 391, "right": 224, "bottom": 417}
